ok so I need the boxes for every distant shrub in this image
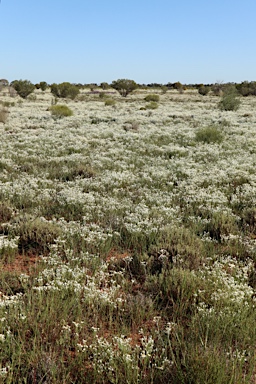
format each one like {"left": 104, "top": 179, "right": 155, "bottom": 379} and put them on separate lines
{"left": 161, "top": 85, "right": 168, "bottom": 94}
{"left": 111, "top": 79, "right": 138, "bottom": 97}
{"left": 212, "top": 82, "right": 224, "bottom": 96}
{"left": 39, "top": 81, "right": 48, "bottom": 91}
{"left": 145, "top": 101, "right": 158, "bottom": 109}
{"left": 100, "top": 82, "right": 109, "bottom": 90}
{"left": 236, "top": 81, "right": 256, "bottom": 96}
{"left": 198, "top": 85, "right": 210, "bottom": 96}
{"left": 105, "top": 99, "right": 116, "bottom": 106}
{"left": 218, "top": 88, "right": 241, "bottom": 111}
{"left": 11, "top": 79, "right": 35, "bottom": 99}
{"left": 50, "top": 82, "right": 79, "bottom": 100}
{"left": 144, "top": 94, "right": 160, "bottom": 102}
{"left": 49, "top": 105, "right": 73, "bottom": 118}
{"left": 195, "top": 125, "right": 224, "bottom": 144}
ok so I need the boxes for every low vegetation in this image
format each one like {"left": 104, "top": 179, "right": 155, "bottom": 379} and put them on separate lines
{"left": 195, "top": 124, "right": 224, "bottom": 144}
{"left": 50, "top": 82, "right": 80, "bottom": 100}
{"left": 49, "top": 104, "right": 73, "bottom": 118}
{"left": 0, "top": 84, "right": 256, "bottom": 382}
{"left": 144, "top": 94, "right": 160, "bottom": 102}
{"left": 218, "top": 86, "right": 241, "bottom": 111}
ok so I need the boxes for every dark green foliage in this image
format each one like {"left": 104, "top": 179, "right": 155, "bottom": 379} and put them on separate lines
{"left": 39, "top": 81, "right": 48, "bottom": 91}
{"left": 198, "top": 85, "right": 210, "bottom": 95}
{"left": 236, "top": 81, "right": 256, "bottom": 96}
{"left": 50, "top": 82, "right": 79, "bottom": 99}
{"left": 111, "top": 79, "right": 138, "bottom": 97}
{"left": 100, "top": 82, "right": 109, "bottom": 90}
{"left": 172, "top": 81, "right": 183, "bottom": 91}
{"left": 11, "top": 79, "right": 35, "bottom": 99}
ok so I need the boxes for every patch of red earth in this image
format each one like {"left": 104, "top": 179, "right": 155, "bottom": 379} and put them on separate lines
{"left": 1, "top": 254, "right": 42, "bottom": 276}
{"left": 106, "top": 248, "right": 131, "bottom": 263}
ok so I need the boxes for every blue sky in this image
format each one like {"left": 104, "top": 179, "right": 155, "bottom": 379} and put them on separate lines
{"left": 0, "top": 0, "right": 255, "bottom": 85}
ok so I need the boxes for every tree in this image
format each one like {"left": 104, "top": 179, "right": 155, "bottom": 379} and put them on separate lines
{"left": 50, "top": 82, "right": 79, "bottom": 100}
{"left": 11, "top": 79, "right": 35, "bottom": 99}
{"left": 39, "top": 81, "right": 48, "bottom": 91}
{"left": 111, "top": 79, "right": 138, "bottom": 97}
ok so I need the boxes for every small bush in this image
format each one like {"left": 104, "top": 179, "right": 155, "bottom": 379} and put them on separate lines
{"left": 195, "top": 125, "right": 224, "bottom": 144}
{"left": 218, "top": 87, "right": 241, "bottom": 111}
{"left": 144, "top": 94, "right": 160, "bottom": 102}
{"left": 11, "top": 79, "right": 35, "bottom": 99}
{"left": 39, "top": 81, "right": 48, "bottom": 91}
{"left": 50, "top": 82, "right": 79, "bottom": 100}
{"left": 49, "top": 105, "right": 73, "bottom": 119}
{"left": 145, "top": 101, "right": 158, "bottom": 109}
{"left": 105, "top": 99, "right": 116, "bottom": 106}
{"left": 198, "top": 85, "right": 210, "bottom": 96}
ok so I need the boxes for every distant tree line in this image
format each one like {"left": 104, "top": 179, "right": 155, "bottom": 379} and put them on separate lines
{"left": 1, "top": 78, "right": 256, "bottom": 99}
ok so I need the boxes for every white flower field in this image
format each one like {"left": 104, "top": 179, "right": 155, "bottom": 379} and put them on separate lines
{"left": 0, "top": 87, "right": 256, "bottom": 382}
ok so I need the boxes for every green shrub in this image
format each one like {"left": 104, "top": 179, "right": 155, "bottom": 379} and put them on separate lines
{"left": 198, "top": 85, "right": 210, "bottom": 96}
{"left": 218, "top": 87, "right": 241, "bottom": 111}
{"left": 145, "top": 101, "right": 158, "bottom": 109}
{"left": 49, "top": 105, "right": 73, "bottom": 118}
{"left": 195, "top": 125, "right": 224, "bottom": 144}
{"left": 111, "top": 79, "right": 138, "bottom": 97}
{"left": 144, "top": 94, "right": 160, "bottom": 102}
{"left": 39, "top": 81, "right": 48, "bottom": 91}
{"left": 100, "top": 82, "right": 109, "bottom": 90}
{"left": 50, "top": 82, "right": 79, "bottom": 100}
{"left": 11, "top": 79, "right": 35, "bottom": 99}
{"left": 105, "top": 99, "right": 116, "bottom": 106}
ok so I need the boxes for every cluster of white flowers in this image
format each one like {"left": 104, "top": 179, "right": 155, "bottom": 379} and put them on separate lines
{"left": 0, "top": 235, "right": 19, "bottom": 250}
{"left": 196, "top": 256, "right": 254, "bottom": 316}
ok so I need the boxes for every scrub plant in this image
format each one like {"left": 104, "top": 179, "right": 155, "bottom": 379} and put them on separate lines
{"left": 11, "top": 79, "right": 35, "bottom": 99}
{"left": 105, "top": 98, "right": 116, "bottom": 106}
{"left": 49, "top": 104, "right": 73, "bottom": 118}
{"left": 144, "top": 94, "right": 160, "bottom": 102}
{"left": 145, "top": 101, "right": 158, "bottom": 109}
{"left": 195, "top": 124, "right": 224, "bottom": 144}
{"left": 0, "top": 88, "right": 256, "bottom": 383}
{"left": 218, "top": 86, "right": 241, "bottom": 111}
